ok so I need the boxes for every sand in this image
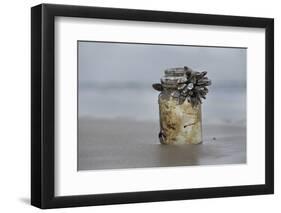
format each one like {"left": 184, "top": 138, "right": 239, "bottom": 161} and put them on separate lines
{"left": 78, "top": 118, "right": 246, "bottom": 170}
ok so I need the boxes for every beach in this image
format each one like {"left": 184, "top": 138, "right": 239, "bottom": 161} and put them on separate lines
{"left": 78, "top": 118, "right": 246, "bottom": 170}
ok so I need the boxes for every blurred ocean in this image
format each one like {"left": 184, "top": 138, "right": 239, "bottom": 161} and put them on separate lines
{"left": 79, "top": 82, "right": 246, "bottom": 126}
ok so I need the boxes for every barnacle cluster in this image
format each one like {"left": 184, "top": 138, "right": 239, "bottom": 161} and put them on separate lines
{"left": 170, "top": 66, "right": 211, "bottom": 106}
{"left": 153, "top": 66, "right": 211, "bottom": 107}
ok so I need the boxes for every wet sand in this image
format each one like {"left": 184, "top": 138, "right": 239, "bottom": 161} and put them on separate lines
{"left": 78, "top": 118, "right": 246, "bottom": 170}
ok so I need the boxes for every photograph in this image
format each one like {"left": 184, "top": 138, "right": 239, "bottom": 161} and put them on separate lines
{"left": 77, "top": 41, "right": 247, "bottom": 171}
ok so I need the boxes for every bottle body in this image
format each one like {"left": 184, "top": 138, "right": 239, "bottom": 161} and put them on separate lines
{"left": 158, "top": 91, "right": 202, "bottom": 144}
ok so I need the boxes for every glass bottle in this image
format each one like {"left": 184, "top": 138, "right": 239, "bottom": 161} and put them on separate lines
{"left": 153, "top": 67, "right": 210, "bottom": 145}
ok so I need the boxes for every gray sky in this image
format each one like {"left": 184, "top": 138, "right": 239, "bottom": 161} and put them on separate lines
{"left": 78, "top": 41, "right": 246, "bottom": 88}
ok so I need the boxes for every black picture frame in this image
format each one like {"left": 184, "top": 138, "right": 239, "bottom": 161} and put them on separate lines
{"left": 31, "top": 3, "right": 274, "bottom": 209}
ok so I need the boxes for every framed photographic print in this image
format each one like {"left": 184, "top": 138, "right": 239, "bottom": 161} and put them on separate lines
{"left": 31, "top": 3, "right": 274, "bottom": 209}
